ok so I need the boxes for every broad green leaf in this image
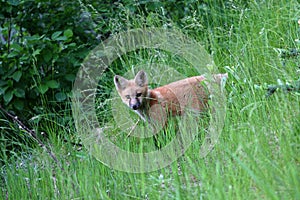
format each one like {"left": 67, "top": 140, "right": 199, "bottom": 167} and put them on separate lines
{"left": 7, "top": 0, "right": 21, "bottom": 6}
{"left": 51, "top": 31, "right": 63, "bottom": 40}
{"left": 13, "top": 99, "right": 24, "bottom": 110}
{"left": 0, "top": 86, "right": 8, "bottom": 95}
{"left": 55, "top": 92, "right": 67, "bottom": 102}
{"left": 38, "top": 84, "right": 49, "bottom": 94}
{"left": 12, "top": 71, "right": 22, "bottom": 82}
{"left": 68, "top": 43, "right": 76, "bottom": 47}
{"left": 43, "top": 51, "right": 52, "bottom": 62}
{"left": 10, "top": 43, "right": 23, "bottom": 52}
{"left": 25, "top": 34, "right": 43, "bottom": 41}
{"left": 46, "top": 80, "right": 60, "bottom": 89}
{"left": 64, "top": 29, "right": 73, "bottom": 38}
{"left": 13, "top": 88, "right": 25, "bottom": 98}
{"left": 7, "top": 80, "right": 13, "bottom": 87}
{"left": 55, "top": 36, "right": 67, "bottom": 41}
{"left": 3, "top": 90, "right": 13, "bottom": 103}
{"left": 65, "top": 74, "right": 75, "bottom": 82}
{"left": 32, "top": 49, "right": 41, "bottom": 57}
{"left": 0, "top": 80, "right": 7, "bottom": 87}
{"left": 7, "top": 51, "right": 19, "bottom": 58}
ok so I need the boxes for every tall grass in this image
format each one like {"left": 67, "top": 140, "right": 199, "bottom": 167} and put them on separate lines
{"left": 1, "top": 1, "right": 299, "bottom": 199}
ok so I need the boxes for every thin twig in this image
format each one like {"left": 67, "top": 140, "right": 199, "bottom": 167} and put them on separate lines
{"left": 127, "top": 119, "right": 140, "bottom": 137}
{"left": 0, "top": 105, "right": 63, "bottom": 170}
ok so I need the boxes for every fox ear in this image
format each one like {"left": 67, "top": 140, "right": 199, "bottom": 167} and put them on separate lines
{"left": 114, "top": 75, "right": 128, "bottom": 91}
{"left": 134, "top": 70, "right": 148, "bottom": 87}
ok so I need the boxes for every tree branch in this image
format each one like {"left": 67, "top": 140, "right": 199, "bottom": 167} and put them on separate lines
{"left": 0, "top": 105, "right": 63, "bottom": 170}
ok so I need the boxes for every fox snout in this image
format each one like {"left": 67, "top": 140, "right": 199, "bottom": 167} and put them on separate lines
{"left": 129, "top": 98, "right": 141, "bottom": 110}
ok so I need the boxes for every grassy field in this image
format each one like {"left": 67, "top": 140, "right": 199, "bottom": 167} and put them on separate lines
{"left": 1, "top": 1, "right": 300, "bottom": 199}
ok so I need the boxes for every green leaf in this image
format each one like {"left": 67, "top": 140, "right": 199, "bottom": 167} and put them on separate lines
{"left": 25, "top": 34, "right": 44, "bottom": 41}
{"left": 68, "top": 43, "right": 76, "bottom": 47}
{"left": 13, "top": 88, "right": 25, "bottom": 98}
{"left": 55, "top": 92, "right": 67, "bottom": 102}
{"left": 7, "top": 51, "right": 19, "bottom": 58}
{"left": 32, "top": 49, "right": 41, "bottom": 57}
{"left": 46, "top": 80, "right": 59, "bottom": 89}
{"left": 51, "top": 31, "right": 63, "bottom": 40}
{"left": 64, "top": 29, "right": 73, "bottom": 38}
{"left": 56, "top": 36, "right": 68, "bottom": 41}
{"left": 13, "top": 99, "right": 24, "bottom": 110}
{"left": 10, "top": 43, "right": 23, "bottom": 52}
{"left": 0, "top": 86, "right": 8, "bottom": 95}
{"left": 65, "top": 74, "right": 75, "bottom": 82}
{"left": 38, "top": 84, "right": 49, "bottom": 94}
{"left": 7, "top": 0, "right": 21, "bottom": 6}
{"left": 4, "top": 90, "right": 13, "bottom": 103}
{"left": 12, "top": 71, "right": 22, "bottom": 82}
{"left": 43, "top": 50, "right": 52, "bottom": 62}
{"left": 7, "top": 80, "right": 13, "bottom": 87}
{"left": 0, "top": 80, "right": 7, "bottom": 87}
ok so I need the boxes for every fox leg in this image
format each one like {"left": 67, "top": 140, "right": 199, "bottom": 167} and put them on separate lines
{"left": 147, "top": 104, "right": 169, "bottom": 148}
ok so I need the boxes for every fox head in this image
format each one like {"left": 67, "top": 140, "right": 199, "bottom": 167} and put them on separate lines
{"left": 114, "top": 70, "right": 148, "bottom": 110}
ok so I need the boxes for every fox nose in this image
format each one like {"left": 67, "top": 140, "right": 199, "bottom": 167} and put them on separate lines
{"left": 131, "top": 104, "right": 139, "bottom": 110}
{"left": 129, "top": 98, "right": 141, "bottom": 110}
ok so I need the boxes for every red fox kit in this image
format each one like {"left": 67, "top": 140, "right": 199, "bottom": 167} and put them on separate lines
{"left": 114, "top": 70, "right": 227, "bottom": 131}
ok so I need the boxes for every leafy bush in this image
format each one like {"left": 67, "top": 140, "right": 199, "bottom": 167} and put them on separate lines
{"left": 0, "top": 0, "right": 96, "bottom": 118}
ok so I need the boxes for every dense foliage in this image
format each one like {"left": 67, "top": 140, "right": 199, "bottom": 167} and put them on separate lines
{"left": 1, "top": 0, "right": 97, "bottom": 118}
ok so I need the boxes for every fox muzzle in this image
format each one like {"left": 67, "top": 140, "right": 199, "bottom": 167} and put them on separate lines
{"left": 129, "top": 98, "right": 141, "bottom": 110}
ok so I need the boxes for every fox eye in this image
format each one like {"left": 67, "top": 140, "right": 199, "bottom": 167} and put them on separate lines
{"left": 136, "top": 93, "right": 142, "bottom": 97}
{"left": 125, "top": 95, "right": 130, "bottom": 99}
